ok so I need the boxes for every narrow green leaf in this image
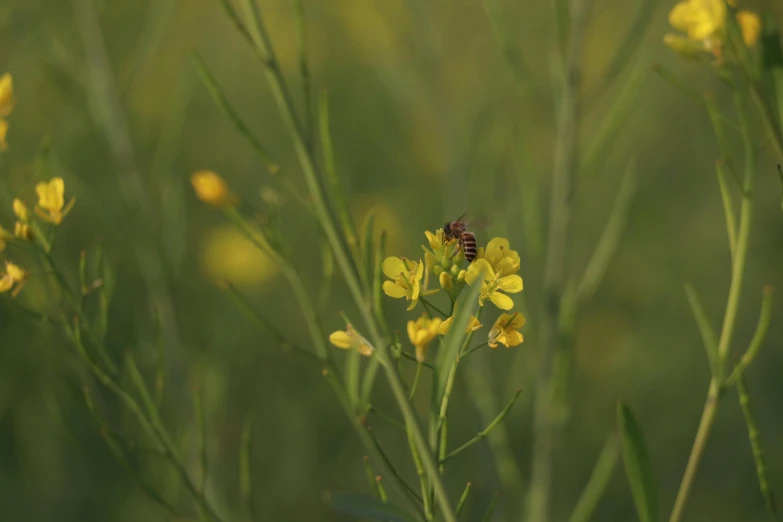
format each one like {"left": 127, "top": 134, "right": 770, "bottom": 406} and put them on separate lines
{"left": 361, "top": 210, "right": 376, "bottom": 292}
{"left": 726, "top": 285, "right": 774, "bottom": 385}
{"left": 568, "top": 434, "right": 621, "bottom": 522}
{"left": 617, "top": 403, "right": 658, "bottom": 522}
{"left": 684, "top": 284, "right": 720, "bottom": 379}
{"left": 456, "top": 482, "right": 472, "bottom": 518}
{"left": 480, "top": 492, "right": 501, "bottom": 522}
{"left": 326, "top": 492, "right": 416, "bottom": 522}
{"left": 736, "top": 375, "right": 779, "bottom": 521}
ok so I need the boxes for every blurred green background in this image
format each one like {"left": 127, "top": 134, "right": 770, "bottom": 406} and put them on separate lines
{"left": 1, "top": 0, "right": 783, "bottom": 520}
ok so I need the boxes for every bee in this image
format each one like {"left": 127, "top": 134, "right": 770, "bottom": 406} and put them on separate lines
{"left": 443, "top": 213, "right": 477, "bottom": 262}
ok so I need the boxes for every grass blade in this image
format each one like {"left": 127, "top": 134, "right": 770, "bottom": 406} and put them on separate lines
{"left": 568, "top": 434, "right": 621, "bottom": 522}
{"left": 617, "top": 403, "right": 658, "bottom": 522}
{"left": 480, "top": 492, "right": 501, "bottom": 522}
{"left": 240, "top": 416, "right": 257, "bottom": 522}
{"left": 684, "top": 284, "right": 720, "bottom": 379}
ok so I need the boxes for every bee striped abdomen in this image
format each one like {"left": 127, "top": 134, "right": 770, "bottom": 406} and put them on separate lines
{"left": 461, "top": 232, "right": 477, "bottom": 262}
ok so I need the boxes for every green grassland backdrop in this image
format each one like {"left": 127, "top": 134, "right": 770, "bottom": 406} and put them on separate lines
{"left": 1, "top": 0, "right": 783, "bottom": 521}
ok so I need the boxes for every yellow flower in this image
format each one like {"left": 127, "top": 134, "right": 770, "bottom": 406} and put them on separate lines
{"left": 329, "top": 325, "right": 374, "bottom": 356}
{"left": 13, "top": 198, "right": 28, "bottom": 222}
{"left": 465, "top": 259, "right": 523, "bottom": 310}
{"left": 438, "top": 301, "right": 482, "bottom": 336}
{"left": 489, "top": 312, "right": 526, "bottom": 348}
{"left": 201, "top": 226, "right": 278, "bottom": 287}
{"left": 35, "top": 177, "right": 75, "bottom": 225}
{"left": 0, "top": 261, "right": 27, "bottom": 297}
{"left": 477, "top": 237, "right": 520, "bottom": 275}
{"left": 737, "top": 10, "right": 761, "bottom": 47}
{"left": 422, "top": 229, "right": 464, "bottom": 276}
{"left": 14, "top": 221, "right": 30, "bottom": 240}
{"left": 191, "top": 170, "right": 232, "bottom": 206}
{"left": 382, "top": 256, "right": 424, "bottom": 310}
{"left": 407, "top": 315, "right": 442, "bottom": 362}
{"left": 0, "top": 119, "right": 7, "bottom": 151}
{"left": 0, "top": 73, "right": 14, "bottom": 118}
{"left": 668, "top": 0, "right": 726, "bottom": 42}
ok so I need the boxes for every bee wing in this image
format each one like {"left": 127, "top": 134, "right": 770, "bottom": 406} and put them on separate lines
{"left": 468, "top": 213, "right": 492, "bottom": 232}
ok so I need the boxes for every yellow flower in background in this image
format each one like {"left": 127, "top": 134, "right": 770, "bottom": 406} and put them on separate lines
{"left": 668, "top": 0, "right": 725, "bottom": 42}
{"left": 35, "top": 177, "right": 75, "bottom": 225}
{"left": 407, "top": 315, "right": 442, "bottom": 362}
{"left": 0, "top": 73, "right": 14, "bottom": 118}
{"left": 666, "top": 0, "right": 761, "bottom": 54}
{"left": 0, "top": 261, "right": 27, "bottom": 297}
{"left": 201, "top": 226, "right": 279, "bottom": 287}
{"left": 736, "top": 10, "right": 761, "bottom": 47}
{"left": 382, "top": 256, "right": 424, "bottom": 310}
{"left": 465, "top": 259, "right": 523, "bottom": 310}
{"left": 489, "top": 312, "right": 526, "bottom": 348}
{"left": 191, "top": 170, "right": 232, "bottom": 206}
{"left": 0, "top": 225, "right": 10, "bottom": 252}
{"left": 329, "top": 325, "right": 374, "bottom": 356}
{"left": 477, "top": 237, "right": 520, "bottom": 275}
{"left": 439, "top": 301, "right": 482, "bottom": 336}
{"left": 13, "top": 198, "right": 28, "bottom": 222}
{"left": 0, "top": 119, "right": 7, "bottom": 151}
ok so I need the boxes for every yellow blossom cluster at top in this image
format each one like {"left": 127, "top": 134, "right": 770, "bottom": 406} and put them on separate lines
{"left": 664, "top": 0, "right": 761, "bottom": 58}
{"left": 330, "top": 227, "right": 527, "bottom": 363}
{"left": 0, "top": 73, "right": 14, "bottom": 151}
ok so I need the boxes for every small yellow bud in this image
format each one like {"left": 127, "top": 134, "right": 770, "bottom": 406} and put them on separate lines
{"left": 457, "top": 269, "right": 466, "bottom": 283}
{"left": 0, "top": 119, "right": 7, "bottom": 151}
{"left": 12, "top": 198, "right": 28, "bottom": 222}
{"left": 0, "top": 74, "right": 14, "bottom": 118}
{"left": 438, "top": 271, "right": 452, "bottom": 291}
{"left": 14, "top": 221, "right": 31, "bottom": 240}
{"left": 737, "top": 11, "right": 761, "bottom": 48}
{"left": 191, "top": 170, "right": 231, "bottom": 206}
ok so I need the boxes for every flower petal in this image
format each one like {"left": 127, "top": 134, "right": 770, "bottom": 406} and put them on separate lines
{"left": 509, "top": 312, "right": 526, "bottom": 329}
{"left": 383, "top": 280, "right": 407, "bottom": 298}
{"left": 737, "top": 10, "right": 761, "bottom": 47}
{"left": 505, "top": 331, "right": 524, "bottom": 347}
{"left": 489, "top": 292, "right": 514, "bottom": 310}
{"left": 497, "top": 274, "right": 523, "bottom": 293}
{"left": 382, "top": 257, "right": 406, "bottom": 279}
{"left": 484, "top": 237, "right": 510, "bottom": 266}
{"left": 439, "top": 316, "right": 453, "bottom": 335}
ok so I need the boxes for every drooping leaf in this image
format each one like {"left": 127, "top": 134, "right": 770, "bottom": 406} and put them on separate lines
{"left": 617, "top": 403, "right": 658, "bottom": 522}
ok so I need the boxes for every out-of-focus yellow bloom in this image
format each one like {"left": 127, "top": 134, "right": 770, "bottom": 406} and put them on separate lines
{"left": 329, "top": 325, "right": 374, "bottom": 356}
{"left": 407, "top": 315, "right": 442, "bottom": 362}
{"left": 465, "top": 259, "right": 523, "bottom": 310}
{"left": 201, "top": 226, "right": 278, "bottom": 287}
{"left": 13, "top": 198, "right": 28, "bottom": 222}
{"left": 12, "top": 198, "right": 31, "bottom": 239}
{"left": 0, "top": 261, "right": 27, "bottom": 297}
{"left": 0, "top": 119, "right": 7, "bottom": 151}
{"left": 736, "top": 10, "right": 761, "bottom": 47}
{"left": 477, "top": 237, "right": 520, "bottom": 275}
{"left": 666, "top": 0, "right": 761, "bottom": 54}
{"left": 668, "top": 0, "right": 725, "bottom": 42}
{"left": 439, "top": 301, "right": 482, "bottom": 336}
{"left": 0, "top": 73, "right": 14, "bottom": 118}
{"left": 35, "top": 177, "right": 75, "bottom": 225}
{"left": 191, "top": 170, "right": 232, "bottom": 206}
{"left": 382, "top": 256, "right": 424, "bottom": 310}
{"left": 489, "top": 312, "right": 526, "bottom": 348}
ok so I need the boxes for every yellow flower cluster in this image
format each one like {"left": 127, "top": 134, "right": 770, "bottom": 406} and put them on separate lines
{"left": 664, "top": 0, "right": 761, "bottom": 57}
{"left": 0, "top": 73, "right": 13, "bottom": 151}
{"left": 328, "top": 226, "right": 527, "bottom": 362}
{"left": 0, "top": 177, "right": 74, "bottom": 297}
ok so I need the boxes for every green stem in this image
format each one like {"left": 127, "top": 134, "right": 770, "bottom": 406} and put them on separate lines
{"left": 420, "top": 295, "right": 448, "bottom": 318}
{"left": 668, "top": 79, "right": 757, "bottom": 522}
